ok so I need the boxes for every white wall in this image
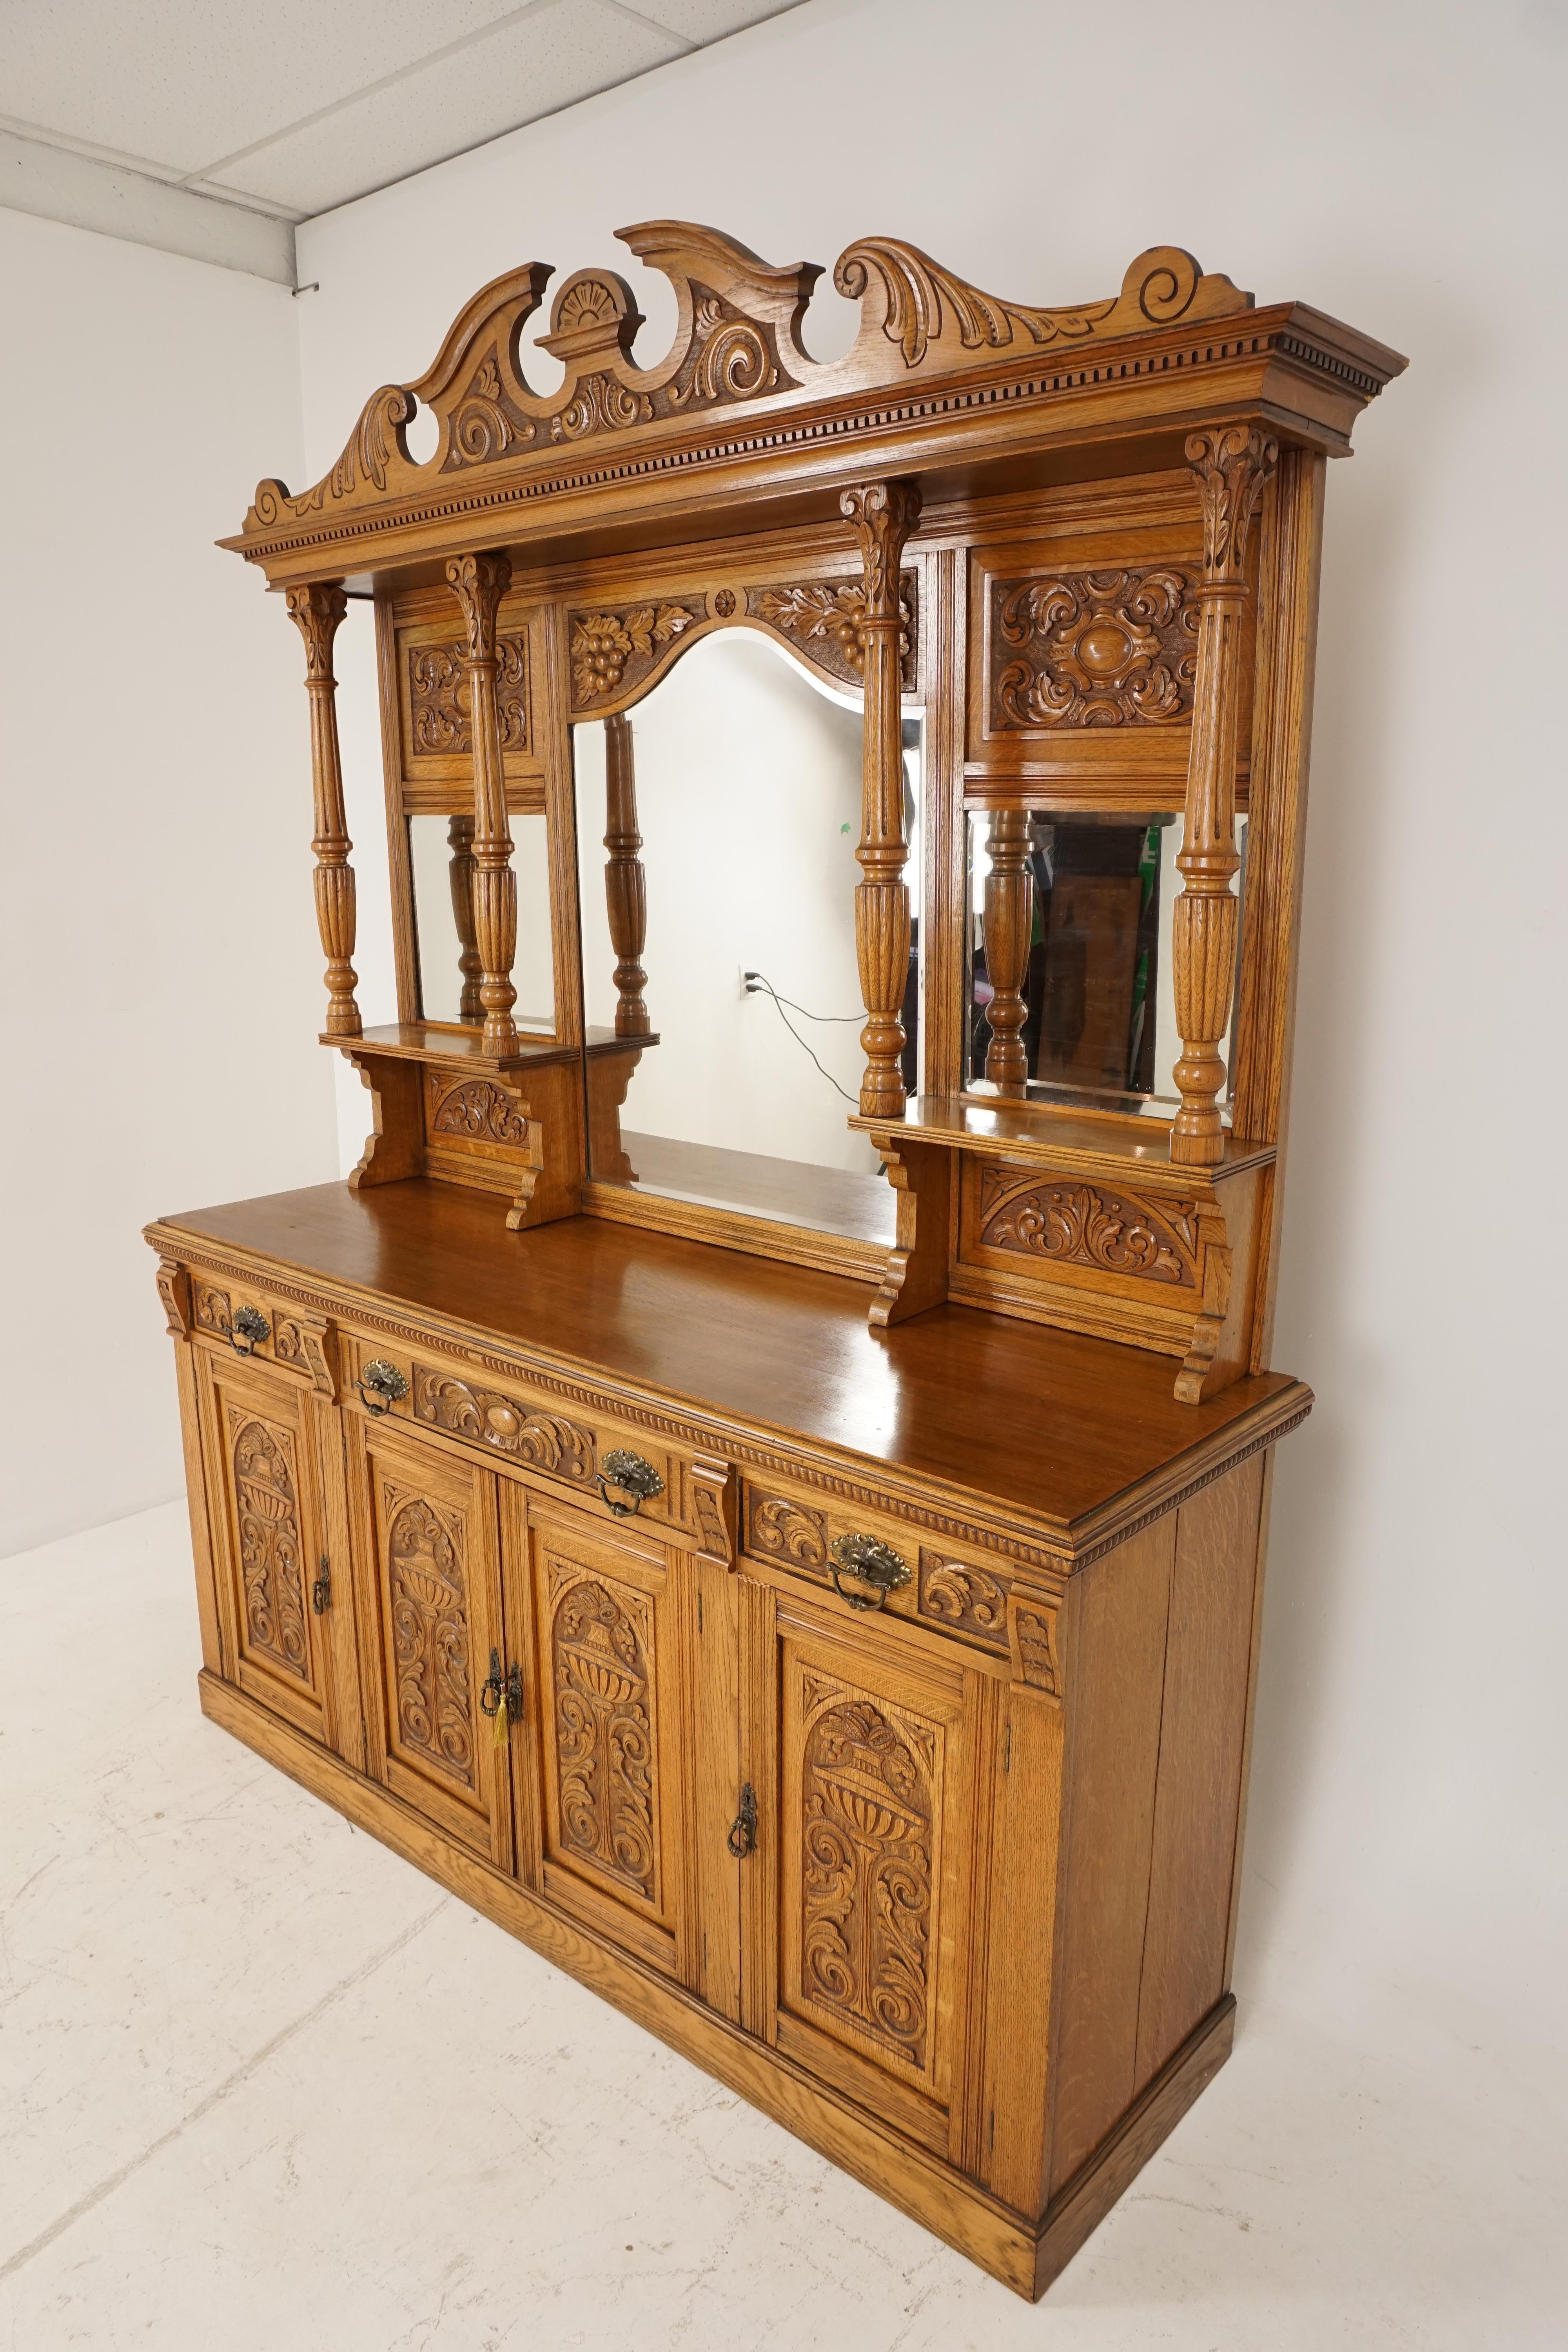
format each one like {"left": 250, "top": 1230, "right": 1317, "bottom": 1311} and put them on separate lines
{"left": 293, "top": 0, "right": 1564, "bottom": 2064}
{"left": 0, "top": 209, "right": 336, "bottom": 1556}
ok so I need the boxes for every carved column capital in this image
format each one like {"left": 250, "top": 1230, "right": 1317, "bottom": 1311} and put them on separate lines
{"left": 446, "top": 551, "right": 512, "bottom": 664}
{"left": 1187, "top": 427, "right": 1278, "bottom": 592}
{"left": 284, "top": 581, "right": 348, "bottom": 679}
{"left": 841, "top": 479, "right": 923, "bottom": 617}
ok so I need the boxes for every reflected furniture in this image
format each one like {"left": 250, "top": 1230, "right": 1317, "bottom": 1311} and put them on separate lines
{"left": 147, "top": 225, "right": 1401, "bottom": 2298}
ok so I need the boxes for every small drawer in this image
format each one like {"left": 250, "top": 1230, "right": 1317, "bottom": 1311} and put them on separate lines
{"left": 190, "top": 1276, "right": 320, "bottom": 1378}
{"left": 740, "top": 1472, "right": 1015, "bottom": 1654}
{"left": 342, "top": 1334, "right": 682, "bottom": 1533}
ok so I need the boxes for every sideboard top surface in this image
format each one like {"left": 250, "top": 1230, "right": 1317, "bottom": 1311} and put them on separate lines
{"left": 155, "top": 1178, "right": 1308, "bottom": 1540}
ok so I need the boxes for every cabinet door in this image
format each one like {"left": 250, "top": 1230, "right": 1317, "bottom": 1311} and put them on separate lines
{"left": 739, "top": 1572, "right": 1002, "bottom": 2169}
{"left": 349, "top": 1418, "right": 513, "bottom": 1870}
{"left": 520, "top": 1494, "right": 696, "bottom": 1984}
{"left": 198, "top": 1352, "right": 335, "bottom": 1748}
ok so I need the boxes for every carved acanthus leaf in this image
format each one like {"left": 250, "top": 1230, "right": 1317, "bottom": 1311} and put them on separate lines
{"left": 977, "top": 1169, "right": 1200, "bottom": 1285}
{"left": 1187, "top": 426, "right": 1279, "bottom": 590}
{"left": 408, "top": 636, "right": 528, "bottom": 753}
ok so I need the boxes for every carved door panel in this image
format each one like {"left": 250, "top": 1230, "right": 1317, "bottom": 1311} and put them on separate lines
{"left": 198, "top": 1353, "right": 334, "bottom": 1747}
{"left": 739, "top": 1575, "right": 1000, "bottom": 2170}
{"left": 348, "top": 1419, "right": 513, "bottom": 1869}
{"left": 521, "top": 1495, "right": 696, "bottom": 1984}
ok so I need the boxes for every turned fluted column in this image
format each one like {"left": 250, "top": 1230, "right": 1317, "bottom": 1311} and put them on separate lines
{"left": 844, "top": 478, "right": 922, "bottom": 1118}
{"left": 446, "top": 552, "right": 517, "bottom": 1054}
{"left": 603, "top": 712, "right": 650, "bottom": 1036}
{"left": 446, "top": 814, "right": 484, "bottom": 1023}
{"left": 285, "top": 582, "right": 361, "bottom": 1037}
{"left": 982, "top": 808, "right": 1034, "bottom": 1094}
{"left": 1170, "top": 426, "right": 1278, "bottom": 1163}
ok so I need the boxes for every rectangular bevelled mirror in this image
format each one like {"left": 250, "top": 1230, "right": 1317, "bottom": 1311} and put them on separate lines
{"left": 573, "top": 628, "right": 922, "bottom": 1244}
{"left": 963, "top": 808, "right": 1247, "bottom": 1112}
{"left": 408, "top": 808, "right": 555, "bottom": 1033}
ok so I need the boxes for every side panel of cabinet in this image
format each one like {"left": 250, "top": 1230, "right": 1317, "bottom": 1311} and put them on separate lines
{"left": 196, "top": 1351, "right": 334, "bottom": 1748}
{"left": 739, "top": 1570, "right": 1001, "bottom": 2168}
{"left": 346, "top": 1416, "right": 513, "bottom": 1871}
{"left": 519, "top": 1492, "right": 697, "bottom": 1984}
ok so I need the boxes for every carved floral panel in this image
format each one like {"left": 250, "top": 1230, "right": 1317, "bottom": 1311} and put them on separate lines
{"left": 748, "top": 569, "right": 918, "bottom": 691}
{"left": 798, "top": 1679, "right": 937, "bottom": 2071}
{"left": 570, "top": 601, "right": 704, "bottom": 704}
{"left": 989, "top": 567, "right": 1199, "bottom": 729}
{"left": 916, "top": 1553, "right": 1011, "bottom": 1650}
{"left": 976, "top": 1167, "right": 1199, "bottom": 1287}
{"left": 745, "top": 1488, "right": 829, "bottom": 1570}
{"left": 407, "top": 633, "right": 529, "bottom": 755}
{"left": 413, "top": 1367, "right": 595, "bottom": 1484}
{"left": 550, "top": 1570, "right": 659, "bottom": 1903}
{"left": 227, "top": 1407, "right": 309, "bottom": 1681}
{"left": 426, "top": 1073, "right": 531, "bottom": 1148}
{"left": 385, "top": 1491, "right": 474, "bottom": 1786}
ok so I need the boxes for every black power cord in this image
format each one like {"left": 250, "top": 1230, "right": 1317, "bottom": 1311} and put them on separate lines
{"left": 744, "top": 971, "right": 860, "bottom": 1106}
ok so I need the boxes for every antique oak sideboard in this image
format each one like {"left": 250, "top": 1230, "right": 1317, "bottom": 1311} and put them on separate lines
{"left": 147, "top": 226, "right": 1402, "bottom": 2298}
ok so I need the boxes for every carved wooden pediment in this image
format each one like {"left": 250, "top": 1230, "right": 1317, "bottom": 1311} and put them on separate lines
{"left": 239, "top": 228, "right": 1256, "bottom": 546}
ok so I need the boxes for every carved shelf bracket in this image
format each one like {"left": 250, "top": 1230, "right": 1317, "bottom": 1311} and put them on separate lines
{"left": 446, "top": 551, "right": 519, "bottom": 1055}
{"left": 844, "top": 479, "right": 922, "bottom": 1120}
{"left": 1171, "top": 427, "right": 1277, "bottom": 1164}
{"left": 285, "top": 581, "right": 361, "bottom": 1038}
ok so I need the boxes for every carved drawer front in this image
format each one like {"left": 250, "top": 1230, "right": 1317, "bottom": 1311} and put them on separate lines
{"left": 742, "top": 1474, "right": 1015, "bottom": 1657}
{"left": 351, "top": 1419, "right": 514, "bottom": 1870}
{"left": 191, "top": 1277, "right": 330, "bottom": 1384}
{"left": 525, "top": 1503, "right": 691, "bottom": 1979}
{"left": 744, "top": 1585, "right": 995, "bottom": 2168}
{"left": 198, "top": 1353, "right": 331, "bottom": 1746}
{"left": 342, "top": 1337, "right": 682, "bottom": 1535}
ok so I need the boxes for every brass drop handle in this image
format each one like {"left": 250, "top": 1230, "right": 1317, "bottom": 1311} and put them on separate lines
{"left": 229, "top": 1304, "right": 270, "bottom": 1357}
{"left": 727, "top": 1782, "right": 758, "bottom": 1858}
{"left": 312, "top": 1555, "right": 331, "bottom": 1615}
{"left": 830, "top": 1532, "right": 911, "bottom": 1612}
{"left": 479, "top": 1647, "right": 523, "bottom": 1726}
{"left": 598, "top": 1449, "right": 665, "bottom": 1517}
{"left": 358, "top": 1359, "right": 409, "bottom": 1416}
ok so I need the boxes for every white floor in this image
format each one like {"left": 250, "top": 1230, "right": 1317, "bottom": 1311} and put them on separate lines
{"left": 2, "top": 1506, "right": 1561, "bottom": 2351}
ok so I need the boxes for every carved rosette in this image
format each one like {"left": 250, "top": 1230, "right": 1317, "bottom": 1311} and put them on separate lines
{"left": 413, "top": 1367, "right": 595, "bottom": 1482}
{"left": 408, "top": 635, "right": 528, "bottom": 754}
{"left": 551, "top": 1573, "right": 657, "bottom": 1899}
{"left": 229, "top": 1412, "right": 309, "bottom": 1681}
{"left": 990, "top": 568, "right": 1198, "bottom": 729}
{"left": 386, "top": 1493, "right": 474, "bottom": 1782}
{"left": 799, "top": 1685, "right": 935, "bottom": 2068}
{"left": 976, "top": 1168, "right": 1199, "bottom": 1286}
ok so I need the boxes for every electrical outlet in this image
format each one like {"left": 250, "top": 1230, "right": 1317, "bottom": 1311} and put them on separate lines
{"left": 742, "top": 969, "right": 763, "bottom": 995}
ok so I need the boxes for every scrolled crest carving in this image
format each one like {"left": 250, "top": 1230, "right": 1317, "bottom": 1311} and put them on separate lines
{"left": 990, "top": 567, "right": 1199, "bottom": 729}
{"left": 977, "top": 1166, "right": 1200, "bottom": 1286}
{"left": 237, "top": 227, "right": 1266, "bottom": 554}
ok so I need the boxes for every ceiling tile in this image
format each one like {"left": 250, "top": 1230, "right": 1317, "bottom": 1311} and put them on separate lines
{"left": 4, "top": 0, "right": 525, "bottom": 175}
{"left": 202, "top": 0, "right": 679, "bottom": 216}
{"left": 632, "top": 0, "right": 803, "bottom": 37}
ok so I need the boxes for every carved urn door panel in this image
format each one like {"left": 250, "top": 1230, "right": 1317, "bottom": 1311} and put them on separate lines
{"left": 198, "top": 1354, "right": 334, "bottom": 1748}
{"left": 739, "top": 1573, "right": 1002, "bottom": 2170}
{"left": 520, "top": 1494, "right": 696, "bottom": 1984}
{"left": 348, "top": 1419, "right": 513, "bottom": 1870}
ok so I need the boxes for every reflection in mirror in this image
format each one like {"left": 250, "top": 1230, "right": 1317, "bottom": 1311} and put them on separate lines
{"left": 408, "top": 809, "right": 555, "bottom": 1032}
{"left": 575, "top": 630, "right": 921, "bottom": 1244}
{"left": 964, "top": 809, "right": 1245, "bottom": 1111}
